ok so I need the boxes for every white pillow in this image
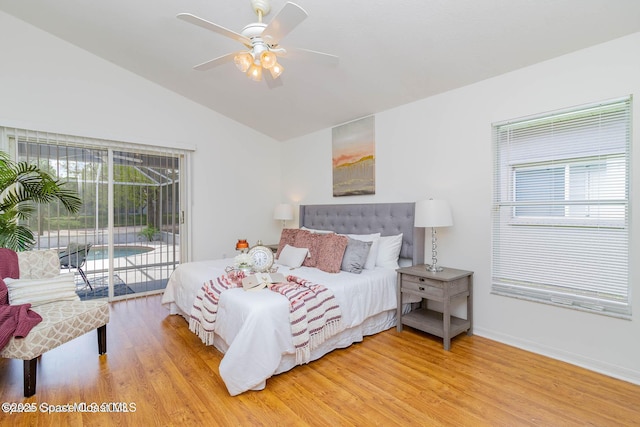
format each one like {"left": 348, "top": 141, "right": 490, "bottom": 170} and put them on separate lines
{"left": 300, "top": 226, "right": 335, "bottom": 234}
{"left": 376, "top": 233, "right": 403, "bottom": 269}
{"left": 5, "top": 273, "right": 80, "bottom": 307}
{"left": 277, "top": 244, "right": 309, "bottom": 268}
{"left": 346, "top": 233, "right": 381, "bottom": 270}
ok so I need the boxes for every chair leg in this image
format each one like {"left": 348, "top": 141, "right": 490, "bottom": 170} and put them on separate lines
{"left": 23, "top": 358, "right": 37, "bottom": 397}
{"left": 78, "top": 267, "right": 93, "bottom": 290}
{"left": 97, "top": 325, "right": 107, "bottom": 355}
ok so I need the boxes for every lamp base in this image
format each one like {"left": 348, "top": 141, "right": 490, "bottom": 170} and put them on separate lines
{"left": 425, "top": 264, "right": 444, "bottom": 273}
{"left": 426, "top": 227, "right": 444, "bottom": 273}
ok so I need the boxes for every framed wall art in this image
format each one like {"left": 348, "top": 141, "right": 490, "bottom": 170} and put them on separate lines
{"left": 332, "top": 115, "right": 375, "bottom": 197}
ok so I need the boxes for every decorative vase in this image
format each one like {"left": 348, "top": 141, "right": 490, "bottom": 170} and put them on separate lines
{"left": 239, "top": 265, "right": 253, "bottom": 275}
{"left": 236, "top": 239, "right": 249, "bottom": 252}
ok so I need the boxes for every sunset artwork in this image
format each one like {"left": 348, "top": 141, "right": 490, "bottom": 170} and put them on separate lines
{"left": 332, "top": 115, "right": 375, "bottom": 196}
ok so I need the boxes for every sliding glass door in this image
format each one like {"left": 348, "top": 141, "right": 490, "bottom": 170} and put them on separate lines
{"left": 6, "top": 128, "right": 186, "bottom": 300}
{"left": 105, "top": 150, "right": 181, "bottom": 298}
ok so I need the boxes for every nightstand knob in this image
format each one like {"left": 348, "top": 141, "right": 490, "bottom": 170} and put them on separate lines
{"left": 419, "top": 278, "right": 425, "bottom": 282}
{"left": 419, "top": 286, "right": 425, "bottom": 291}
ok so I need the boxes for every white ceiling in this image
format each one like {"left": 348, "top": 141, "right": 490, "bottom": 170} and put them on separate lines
{"left": 2, "top": 0, "right": 640, "bottom": 141}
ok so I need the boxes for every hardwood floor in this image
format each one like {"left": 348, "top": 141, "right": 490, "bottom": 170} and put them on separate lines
{"left": 1, "top": 295, "right": 638, "bottom": 426}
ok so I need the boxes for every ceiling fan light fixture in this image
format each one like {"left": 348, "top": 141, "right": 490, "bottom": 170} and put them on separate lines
{"left": 234, "top": 51, "right": 253, "bottom": 72}
{"left": 269, "top": 62, "right": 284, "bottom": 79}
{"left": 260, "top": 50, "right": 277, "bottom": 69}
{"left": 247, "top": 63, "right": 263, "bottom": 81}
{"left": 179, "top": 1, "right": 338, "bottom": 85}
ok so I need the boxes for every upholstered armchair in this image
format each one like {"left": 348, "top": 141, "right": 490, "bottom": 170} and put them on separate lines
{"left": 0, "top": 248, "right": 109, "bottom": 397}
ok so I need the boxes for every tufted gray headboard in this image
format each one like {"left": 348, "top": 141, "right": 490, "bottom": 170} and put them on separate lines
{"left": 299, "top": 202, "right": 425, "bottom": 266}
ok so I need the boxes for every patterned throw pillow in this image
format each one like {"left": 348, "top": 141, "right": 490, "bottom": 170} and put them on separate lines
{"left": 316, "top": 234, "right": 348, "bottom": 273}
{"left": 17, "top": 249, "right": 61, "bottom": 279}
{"left": 294, "top": 229, "right": 321, "bottom": 268}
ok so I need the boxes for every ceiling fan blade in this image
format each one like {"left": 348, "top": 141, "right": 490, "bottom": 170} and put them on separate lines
{"left": 177, "top": 13, "right": 251, "bottom": 46}
{"left": 262, "top": 2, "right": 308, "bottom": 43}
{"left": 282, "top": 47, "right": 339, "bottom": 66}
{"left": 193, "top": 52, "right": 236, "bottom": 71}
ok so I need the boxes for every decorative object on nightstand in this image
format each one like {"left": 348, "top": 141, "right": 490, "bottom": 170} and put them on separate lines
{"left": 414, "top": 199, "right": 453, "bottom": 272}
{"left": 396, "top": 265, "right": 473, "bottom": 350}
{"left": 236, "top": 239, "right": 250, "bottom": 253}
{"left": 265, "top": 244, "right": 279, "bottom": 253}
{"left": 274, "top": 203, "right": 294, "bottom": 228}
{"left": 233, "top": 252, "right": 253, "bottom": 274}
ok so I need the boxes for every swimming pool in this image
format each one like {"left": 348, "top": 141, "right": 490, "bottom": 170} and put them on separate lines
{"left": 87, "top": 245, "right": 154, "bottom": 261}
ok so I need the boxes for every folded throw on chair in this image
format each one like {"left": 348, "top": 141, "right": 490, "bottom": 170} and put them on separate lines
{"left": 0, "top": 248, "right": 43, "bottom": 350}
{"left": 0, "top": 248, "right": 20, "bottom": 303}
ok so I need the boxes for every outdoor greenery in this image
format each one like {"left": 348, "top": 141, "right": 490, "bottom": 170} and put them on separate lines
{"left": 2, "top": 145, "right": 180, "bottom": 251}
{"left": 138, "top": 225, "right": 159, "bottom": 242}
{"left": 56, "top": 162, "right": 169, "bottom": 231}
{"left": 0, "top": 151, "right": 82, "bottom": 251}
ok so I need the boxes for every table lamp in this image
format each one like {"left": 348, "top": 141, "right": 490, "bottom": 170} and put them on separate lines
{"left": 415, "top": 199, "right": 453, "bottom": 272}
{"left": 274, "top": 203, "right": 293, "bottom": 228}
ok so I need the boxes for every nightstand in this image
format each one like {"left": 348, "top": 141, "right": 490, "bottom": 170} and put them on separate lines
{"left": 396, "top": 265, "right": 473, "bottom": 350}
{"left": 265, "top": 244, "right": 279, "bottom": 253}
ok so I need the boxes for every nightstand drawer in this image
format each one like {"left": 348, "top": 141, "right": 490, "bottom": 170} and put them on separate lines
{"left": 402, "top": 274, "right": 444, "bottom": 288}
{"left": 401, "top": 277, "right": 444, "bottom": 299}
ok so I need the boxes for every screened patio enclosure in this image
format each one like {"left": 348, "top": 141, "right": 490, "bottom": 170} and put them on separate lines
{"left": 12, "top": 133, "right": 184, "bottom": 301}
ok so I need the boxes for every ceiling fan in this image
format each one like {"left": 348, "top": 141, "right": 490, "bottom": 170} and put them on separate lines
{"left": 177, "top": 0, "right": 338, "bottom": 85}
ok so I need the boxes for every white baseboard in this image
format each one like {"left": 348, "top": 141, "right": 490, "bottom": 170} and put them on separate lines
{"left": 473, "top": 326, "right": 640, "bottom": 386}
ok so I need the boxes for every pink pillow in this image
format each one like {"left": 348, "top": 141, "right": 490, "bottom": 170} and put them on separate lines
{"left": 315, "top": 234, "right": 348, "bottom": 273}
{"left": 294, "top": 229, "right": 321, "bottom": 267}
{"left": 276, "top": 229, "right": 299, "bottom": 258}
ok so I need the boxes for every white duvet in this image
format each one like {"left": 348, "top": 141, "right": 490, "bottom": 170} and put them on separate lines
{"left": 161, "top": 258, "right": 400, "bottom": 395}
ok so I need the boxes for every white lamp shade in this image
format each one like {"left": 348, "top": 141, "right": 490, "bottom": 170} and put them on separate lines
{"left": 415, "top": 199, "right": 453, "bottom": 228}
{"left": 274, "top": 203, "right": 294, "bottom": 221}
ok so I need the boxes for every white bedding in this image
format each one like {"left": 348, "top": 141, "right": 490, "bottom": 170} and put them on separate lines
{"left": 161, "top": 258, "right": 400, "bottom": 395}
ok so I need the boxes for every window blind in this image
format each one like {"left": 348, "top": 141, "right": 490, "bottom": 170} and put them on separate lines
{"left": 492, "top": 97, "right": 631, "bottom": 318}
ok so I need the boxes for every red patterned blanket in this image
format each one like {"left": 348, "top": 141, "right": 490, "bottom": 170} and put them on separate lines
{"left": 189, "top": 273, "right": 342, "bottom": 364}
{"left": 0, "top": 248, "right": 43, "bottom": 350}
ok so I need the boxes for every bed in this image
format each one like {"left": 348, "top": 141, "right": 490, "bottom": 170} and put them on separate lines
{"left": 161, "top": 202, "right": 425, "bottom": 395}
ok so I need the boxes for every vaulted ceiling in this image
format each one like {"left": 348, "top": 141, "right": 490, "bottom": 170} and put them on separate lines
{"left": 2, "top": 0, "right": 640, "bottom": 141}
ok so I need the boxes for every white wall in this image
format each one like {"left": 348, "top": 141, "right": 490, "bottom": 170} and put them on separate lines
{"left": 0, "top": 11, "right": 282, "bottom": 261}
{"left": 281, "top": 32, "right": 640, "bottom": 384}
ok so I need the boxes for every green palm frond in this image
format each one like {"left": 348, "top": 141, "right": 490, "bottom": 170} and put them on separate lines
{"left": 0, "top": 150, "right": 82, "bottom": 251}
{"left": 0, "top": 221, "right": 34, "bottom": 252}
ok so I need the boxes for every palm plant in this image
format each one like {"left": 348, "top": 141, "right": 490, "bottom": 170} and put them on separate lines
{"left": 0, "top": 151, "right": 82, "bottom": 251}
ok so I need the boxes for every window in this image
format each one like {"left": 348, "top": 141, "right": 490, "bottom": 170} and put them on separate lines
{"left": 492, "top": 97, "right": 631, "bottom": 318}
{"left": 512, "top": 156, "right": 626, "bottom": 226}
